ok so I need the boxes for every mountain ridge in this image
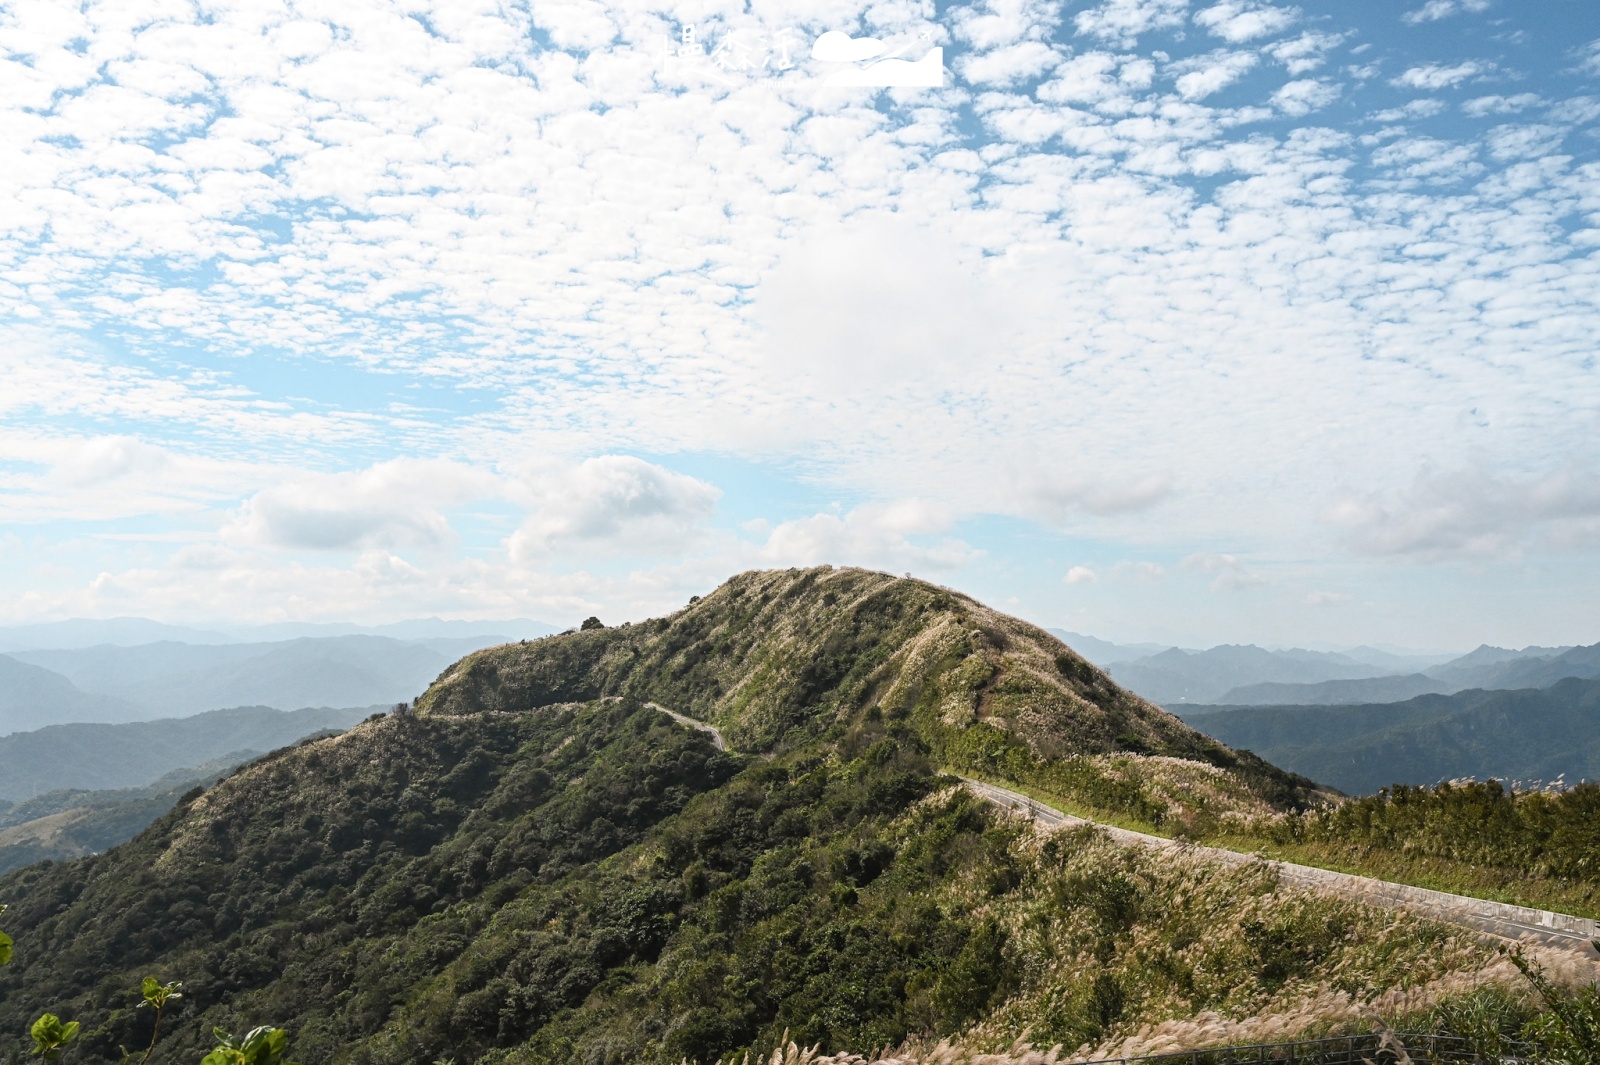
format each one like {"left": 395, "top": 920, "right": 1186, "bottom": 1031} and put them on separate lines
{"left": 0, "top": 567, "right": 1515, "bottom": 1065}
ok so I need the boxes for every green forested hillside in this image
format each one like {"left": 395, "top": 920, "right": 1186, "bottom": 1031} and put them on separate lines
{"left": 419, "top": 566, "right": 1318, "bottom": 826}
{"left": 0, "top": 569, "right": 1567, "bottom": 1064}
{"left": 1185, "top": 677, "right": 1600, "bottom": 795}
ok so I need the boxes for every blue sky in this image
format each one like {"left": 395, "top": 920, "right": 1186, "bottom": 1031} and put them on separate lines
{"left": 2, "top": 0, "right": 1599, "bottom": 649}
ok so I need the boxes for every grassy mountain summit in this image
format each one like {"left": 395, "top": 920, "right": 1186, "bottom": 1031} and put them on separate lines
{"left": 421, "top": 566, "right": 1317, "bottom": 826}
{"left": 1, "top": 568, "right": 1540, "bottom": 1065}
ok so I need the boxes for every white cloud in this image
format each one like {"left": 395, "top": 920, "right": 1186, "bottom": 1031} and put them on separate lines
{"left": 1370, "top": 135, "right": 1481, "bottom": 180}
{"left": 1074, "top": 0, "right": 1189, "bottom": 49}
{"left": 752, "top": 213, "right": 1006, "bottom": 391}
{"left": 1324, "top": 466, "right": 1600, "bottom": 561}
{"left": 1273, "top": 78, "right": 1339, "bottom": 116}
{"left": 1393, "top": 62, "right": 1487, "bottom": 90}
{"left": 1372, "top": 98, "right": 1446, "bottom": 122}
{"left": 508, "top": 456, "right": 720, "bottom": 562}
{"left": 958, "top": 41, "right": 1063, "bottom": 86}
{"left": 1037, "top": 52, "right": 1156, "bottom": 108}
{"left": 755, "top": 500, "right": 977, "bottom": 571}
{"left": 1194, "top": 2, "right": 1299, "bottom": 44}
{"left": 1461, "top": 93, "right": 1542, "bottom": 116}
{"left": 1306, "top": 590, "right": 1352, "bottom": 605}
{"left": 1267, "top": 31, "right": 1345, "bottom": 75}
{"left": 1180, "top": 552, "right": 1265, "bottom": 591}
{"left": 1, "top": 0, "right": 1599, "bottom": 648}
{"left": 1065, "top": 564, "right": 1098, "bottom": 584}
{"left": 1402, "top": 0, "right": 1489, "bottom": 25}
{"left": 51, "top": 436, "right": 171, "bottom": 487}
{"left": 1111, "top": 561, "right": 1168, "bottom": 581}
{"left": 1485, "top": 123, "right": 1566, "bottom": 161}
{"left": 1172, "top": 50, "right": 1260, "bottom": 99}
{"left": 1582, "top": 39, "right": 1600, "bottom": 77}
{"left": 226, "top": 460, "right": 501, "bottom": 552}
{"left": 954, "top": 0, "right": 1064, "bottom": 50}
{"left": 1014, "top": 472, "right": 1174, "bottom": 521}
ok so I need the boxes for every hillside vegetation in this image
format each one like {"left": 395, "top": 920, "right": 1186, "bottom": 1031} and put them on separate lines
{"left": 1184, "top": 678, "right": 1600, "bottom": 795}
{"left": 419, "top": 566, "right": 1318, "bottom": 830}
{"left": 0, "top": 568, "right": 1590, "bottom": 1065}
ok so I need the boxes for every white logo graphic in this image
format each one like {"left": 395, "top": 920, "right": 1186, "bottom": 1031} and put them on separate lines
{"left": 666, "top": 24, "right": 805, "bottom": 85}
{"left": 811, "top": 30, "right": 944, "bottom": 87}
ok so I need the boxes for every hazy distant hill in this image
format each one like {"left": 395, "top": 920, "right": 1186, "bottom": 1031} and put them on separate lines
{"left": 0, "top": 704, "right": 379, "bottom": 800}
{"left": 0, "top": 617, "right": 234, "bottom": 651}
{"left": 1181, "top": 677, "right": 1600, "bottom": 794}
{"left": 1106, "top": 645, "right": 1385, "bottom": 704}
{"left": 1422, "top": 643, "right": 1578, "bottom": 689}
{"left": 1457, "top": 642, "right": 1600, "bottom": 690}
{"left": 0, "top": 655, "right": 140, "bottom": 734}
{"left": 5, "top": 635, "right": 502, "bottom": 725}
{"left": 1045, "top": 629, "right": 1171, "bottom": 664}
{"left": 1174, "top": 641, "right": 1600, "bottom": 707}
{"left": 0, "top": 752, "right": 265, "bottom": 875}
{"left": 0, "top": 616, "right": 557, "bottom": 651}
{"left": 1216, "top": 673, "right": 1453, "bottom": 706}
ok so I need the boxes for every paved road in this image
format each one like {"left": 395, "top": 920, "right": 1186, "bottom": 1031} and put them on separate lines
{"left": 648, "top": 702, "right": 729, "bottom": 752}
{"left": 964, "top": 777, "right": 1600, "bottom": 953}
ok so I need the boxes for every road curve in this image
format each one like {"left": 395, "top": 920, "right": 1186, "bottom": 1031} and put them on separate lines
{"left": 648, "top": 702, "right": 729, "bottom": 752}
{"left": 963, "top": 777, "right": 1600, "bottom": 953}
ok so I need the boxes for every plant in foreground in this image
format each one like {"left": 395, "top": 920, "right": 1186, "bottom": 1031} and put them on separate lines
{"left": 30, "top": 1014, "right": 80, "bottom": 1061}
{"left": 200, "top": 1026, "right": 296, "bottom": 1065}
{"left": 122, "top": 977, "right": 183, "bottom": 1064}
{"left": 1506, "top": 944, "right": 1600, "bottom": 1065}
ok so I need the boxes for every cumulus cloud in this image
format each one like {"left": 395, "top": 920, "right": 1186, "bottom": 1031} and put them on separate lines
{"left": 1402, "top": 0, "right": 1489, "bottom": 25}
{"left": 1014, "top": 472, "right": 1174, "bottom": 522}
{"left": 226, "top": 460, "right": 501, "bottom": 552}
{"left": 1111, "top": 561, "right": 1167, "bottom": 581}
{"left": 1372, "top": 99, "right": 1447, "bottom": 122}
{"left": 1324, "top": 466, "right": 1600, "bottom": 561}
{"left": 753, "top": 214, "right": 1005, "bottom": 390}
{"left": 508, "top": 457, "right": 720, "bottom": 562}
{"left": 1074, "top": 0, "right": 1189, "bottom": 49}
{"left": 1273, "top": 78, "right": 1340, "bottom": 116}
{"left": 1194, "top": 2, "right": 1299, "bottom": 44}
{"left": 1461, "top": 93, "right": 1543, "bottom": 116}
{"left": 1172, "top": 50, "right": 1260, "bottom": 99}
{"left": 1065, "top": 565, "right": 1098, "bottom": 584}
{"left": 755, "top": 500, "right": 976, "bottom": 572}
{"left": 1393, "top": 62, "right": 1487, "bottom": 90}
{"left": 1180, "top": 552, "right": 1265, "bottom": 591}
{"left": 51, "top": 436, "right": 171, "bottom": 487}
{"left": 1267, "top": 31, "right": 1345, "bottom": 75}
{"left": 958, "top": 41, "right": 1063, "bottom": 85}
{"left": 1036, "top": 51, "right": 1156, "bottom": 107}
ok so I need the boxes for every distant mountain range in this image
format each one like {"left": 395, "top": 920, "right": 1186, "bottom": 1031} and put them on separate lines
{"left": 1047, "top": 631, "right": 1599, "bottom": 707}
{"left": 1179, "top": 677, "right": 1600, "bottom": 795}
{"left": 0, "top": 625, "right": 558, "bottom": 734}
{"left": 0, "top": 615, "right": 558, "bottom": 651}
{"left": 0, "top": 752, "right": 260, "bottom": 875}
{"left": 0, "top": 704, "right": 379, "bottom": 801}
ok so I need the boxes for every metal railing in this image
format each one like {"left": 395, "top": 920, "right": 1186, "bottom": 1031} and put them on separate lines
{"left": 1079, "top": 1032, "right": 1526, "bottom": 1065}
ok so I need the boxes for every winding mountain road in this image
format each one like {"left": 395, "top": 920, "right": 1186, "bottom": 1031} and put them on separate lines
{"left": 964, "top": 777, "right": 1600, "bottom": 952}
{"left": 647, "top": 702, "right": 728, "bottom": 752}
{"left": 644, "top": 702, "right": 1596, "bottom": 953}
